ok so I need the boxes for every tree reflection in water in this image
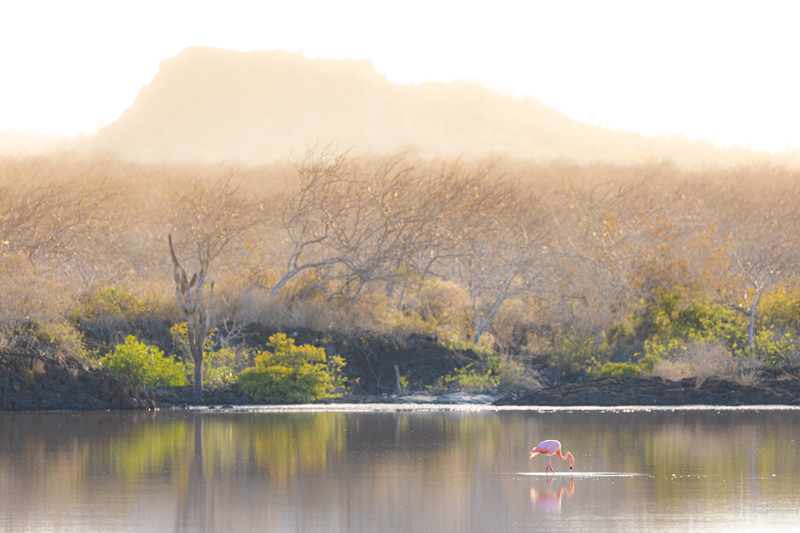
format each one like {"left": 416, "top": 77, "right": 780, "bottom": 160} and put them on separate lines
{"left": 1, "top": 409, "right": 800, "bottom": 532}
{"left": 175, "top": 413, "right": 211, "bottom": 532}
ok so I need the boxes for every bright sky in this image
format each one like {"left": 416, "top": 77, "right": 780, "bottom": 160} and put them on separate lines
{"left": 1, "top": 0, "right": 799, "bottom": 151}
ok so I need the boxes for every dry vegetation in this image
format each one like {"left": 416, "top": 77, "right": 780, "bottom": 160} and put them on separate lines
{"left": 3, "top": 150, "right": 800, "bottom": 386}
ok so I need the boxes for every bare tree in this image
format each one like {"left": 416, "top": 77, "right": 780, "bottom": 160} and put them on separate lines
{"left": 726, "top": 203, "right": 798, "bottom": 355}
{"left": 266, "top": 151, "right": 435, "bottom": 306}
{"left": 264, "top": 150, "right": 351, "bottom": 300}
{"left": 447, "top": 179, "right": 551, "bottom": 344}
{"left": 169, "top": 234, "right": 215, "bottom": 397}
{"left": 386, "top": 160, "right": 494, "bottom": 312}
{"left": 323, "top": 155, "right": 429, "bottom": 306}
{"left": 171, "top": 171, "right": 263, "bottom": 271}
{"left": 0, "top": 179, "right": 117, "bottom": 273}
{"left": 0, "top": 177, "right": 122, "bottom": 325}
{"left": 554, "top": 169, "right": 681, "bottom": 338}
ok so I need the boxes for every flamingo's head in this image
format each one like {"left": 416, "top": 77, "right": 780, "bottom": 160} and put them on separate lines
{"left": 529, "top": 447, "right": 539, "bottom": 460}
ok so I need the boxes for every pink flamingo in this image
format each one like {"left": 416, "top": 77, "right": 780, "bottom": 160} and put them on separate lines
{"left": 530, "top": 440, "right": 574, "bottom": 474}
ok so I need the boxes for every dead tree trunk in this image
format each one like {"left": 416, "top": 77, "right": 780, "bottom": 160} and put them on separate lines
{"left": 169, "top": 234, "right": 215, "bottom": 398}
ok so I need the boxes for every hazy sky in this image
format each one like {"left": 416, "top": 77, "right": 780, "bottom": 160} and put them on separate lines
{"left": 1, "top": 0, "right": 799, "bottom": 151}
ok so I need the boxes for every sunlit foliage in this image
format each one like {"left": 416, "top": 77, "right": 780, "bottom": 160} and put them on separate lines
{"left": 238, "top": 333, "right": 347, "bottom": 402}
{"left": 100, "top": 335, "right": 188, "bottom": 388}
{"left": 1, "top": 151, "right": 800, "bottom": 388}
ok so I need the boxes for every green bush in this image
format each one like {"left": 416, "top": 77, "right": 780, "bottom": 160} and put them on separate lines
{"left": 632, "top": 290, "right": 797, "bottom": 367}
{"left": 634, "top": 291, "right": 743, "bottom": 348}
{"left": 199, "top": 347, "right": 239, "bottom": 388}
{"left": 79, "top": 286, "right": 148, "bottom": 321}
{"left": 432, "top": 363, "right": 500, "bottom": 393}
{"left": 549, "top": 327, "right": 608, "bottom": 376}
{"left": 72, "top": 286, "right": 177, "bottom": 353}
{"left": 237, "top": 333, "right": 347, "bottom": 403}
{"left": 431, "top": 353, "right": 538, "bottom": 392}
{"left": 594, "top": 361, "right": 643, "bottom": 379}
{"left": 76, "top": 286, "right": 176, "bottom": 326}
{"left": 169, "top": 323, "right": 242, "bottom": 389}
{"left": 759, "top": 288, "right": 800, "bottom": 331}
{"left": 100, "top": 335, "right": 188, "bottom": 388}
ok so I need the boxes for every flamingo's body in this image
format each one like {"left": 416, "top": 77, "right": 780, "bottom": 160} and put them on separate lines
{"left": 530, "top": 439, "right": 574, "bottom": 474}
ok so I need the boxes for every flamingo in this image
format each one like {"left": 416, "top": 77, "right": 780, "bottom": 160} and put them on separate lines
{"left": 530, "top": 439, "right": 574, "bottom": 474}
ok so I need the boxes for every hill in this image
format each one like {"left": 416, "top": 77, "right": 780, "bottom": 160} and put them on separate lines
{"left": 81, "top": 46, "right": 797, "bottom": 166}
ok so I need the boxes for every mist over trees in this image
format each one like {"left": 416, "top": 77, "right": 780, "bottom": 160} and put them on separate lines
{"left": 2, "top": 151, "right": 800, "bottom": 381}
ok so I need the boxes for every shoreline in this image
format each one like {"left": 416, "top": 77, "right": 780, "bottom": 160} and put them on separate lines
{"left": 5, "top": 403, "right": 800, "bottom": 414}
{"left": 170, "top": 403, "right": 800, "bottom": 412}
{"left": 3, "top": 349, "right": 800, "bottom": 412}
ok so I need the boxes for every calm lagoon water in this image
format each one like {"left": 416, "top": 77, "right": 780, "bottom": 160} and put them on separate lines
{"left": 1, "top": 406, "right": 799, "bottom": 532}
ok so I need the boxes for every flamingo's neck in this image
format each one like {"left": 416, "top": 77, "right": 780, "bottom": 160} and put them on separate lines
{"left": 556, "top": 449, "right": 575, "bottom": 469}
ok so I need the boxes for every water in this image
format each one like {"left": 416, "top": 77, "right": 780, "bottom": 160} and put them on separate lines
{"left": 1, "top": 406, "right": 799, "bottom": 532}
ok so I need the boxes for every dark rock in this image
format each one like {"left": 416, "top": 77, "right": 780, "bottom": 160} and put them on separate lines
{"left": 37, "top": 398, "right": 52, "bottom": 409}
{"left": 120, "top": 397, "right": 139, "bottom": 409}
{"left": 19, "top": 400, "right": 36, "bottom": 410}
{"left": 494, "top": 372, "right": 800, "bottom": 407}
{"left": 112, "top": 386, "right": 130, "bottom": 400}
{"left": 45, "top": 364, "right": 60, "bottom": 379}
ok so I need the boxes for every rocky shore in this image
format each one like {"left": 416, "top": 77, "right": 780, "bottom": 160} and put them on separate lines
{"left": 152, "top": 385, "right": 254, "bottom": 408}
{"left": 494, "top": 373, "right": 800, "bottom": 407}
{"left": 2, "top": 348, "right": 800, "bottom": 411}
{"left": 0, "top": 351, "right": 156, "bottom": 411}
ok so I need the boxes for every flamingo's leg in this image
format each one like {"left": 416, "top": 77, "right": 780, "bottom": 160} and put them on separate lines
{"left": 546, "top": 456, "right": 554, "bottom": 474}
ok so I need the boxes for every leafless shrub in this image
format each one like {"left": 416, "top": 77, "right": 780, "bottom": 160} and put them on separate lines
{"left": 653, "top": 342, "right": 732, "bottom": 386}
{"left": 498, "top": 353, "right": 545, "bottom": 392}
{"left": 0, "top": 260, "right": 77, "bottom": 327}
{"left": 650, "top": 341, "right": 765, "bottom": 387}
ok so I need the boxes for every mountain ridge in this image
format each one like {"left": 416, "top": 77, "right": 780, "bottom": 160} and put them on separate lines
{"left": 85, "top": 47, "right": 691, "bottom": 164}
{"left": 7, "top": 46, "right": 799, "bottom": 166}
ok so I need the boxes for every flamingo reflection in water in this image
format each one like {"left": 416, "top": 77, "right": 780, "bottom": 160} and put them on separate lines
{"left": 530, "top": 477, "right": 574, "bottom": 512}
